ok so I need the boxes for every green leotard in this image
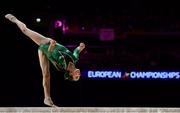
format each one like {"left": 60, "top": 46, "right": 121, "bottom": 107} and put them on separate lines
{"left": 38, "top": 43, "right": 80, "bottom": 80}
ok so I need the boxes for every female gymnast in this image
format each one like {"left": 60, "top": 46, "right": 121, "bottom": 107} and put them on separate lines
{"left": 5, "top": 14, "right": 85, "bottom": 107}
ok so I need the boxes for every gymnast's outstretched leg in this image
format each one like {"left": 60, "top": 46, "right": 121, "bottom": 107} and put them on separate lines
{"left": 5, "top": 14, "right": 51, "bottom": 45}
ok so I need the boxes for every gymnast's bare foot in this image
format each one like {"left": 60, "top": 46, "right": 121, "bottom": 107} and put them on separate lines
{"left": 44, "top": 97, "right": 58, "bottom": 107}
{"left": 5, "top": 14, "right": 17, "bottom": 23}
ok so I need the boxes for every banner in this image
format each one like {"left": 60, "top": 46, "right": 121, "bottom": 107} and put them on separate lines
{"left": 81, "top": 69, "right": 180, "bottom": 80}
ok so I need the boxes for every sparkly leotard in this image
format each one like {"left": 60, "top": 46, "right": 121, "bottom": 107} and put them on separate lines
{"left": 38, "top": 43, "right": 80, "bottom": 80}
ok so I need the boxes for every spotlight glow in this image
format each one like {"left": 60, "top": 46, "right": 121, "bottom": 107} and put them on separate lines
{"left": 36, "top": 18, "right": 41, "bottom": 23}
{"left": 55, "top": 20, "right": 62, "bottom": 28}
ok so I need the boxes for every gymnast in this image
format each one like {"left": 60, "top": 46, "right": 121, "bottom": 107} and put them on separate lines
{"left": 5, "top": 14, "right": 85, "bottom": 107}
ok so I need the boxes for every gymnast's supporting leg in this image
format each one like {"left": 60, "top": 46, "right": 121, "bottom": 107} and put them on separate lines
{"left": 38, "top": 50, "right": 57, "bottom": 107}
{"left": 5, "top": 14, "right": 51, "bottom": 45}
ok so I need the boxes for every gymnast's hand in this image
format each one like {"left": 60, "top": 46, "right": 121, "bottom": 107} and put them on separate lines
{"left": 48, "top": 39, "right": 56, "bottom": 52}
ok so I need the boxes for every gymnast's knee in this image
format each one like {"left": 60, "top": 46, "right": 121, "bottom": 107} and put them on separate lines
{"left": 42, "top": 73, "right": 50, "bottom": 79}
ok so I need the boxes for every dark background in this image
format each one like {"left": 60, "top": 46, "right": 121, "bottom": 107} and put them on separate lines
{"left": 0, "top": 0, "right": 180, "bottom": 107}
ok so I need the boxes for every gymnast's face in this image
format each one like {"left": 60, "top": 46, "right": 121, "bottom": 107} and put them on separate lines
{"left": 71, "top": 69, "right": 80, "bottom": 81}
